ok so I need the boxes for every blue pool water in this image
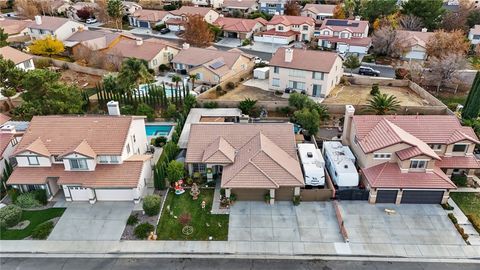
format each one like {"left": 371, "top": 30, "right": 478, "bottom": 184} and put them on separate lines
{"left": 145, "top": 125, "right": 173, "bottom": 137}
{"left": 293, "top": 124, "right": 302, "bottom": 134}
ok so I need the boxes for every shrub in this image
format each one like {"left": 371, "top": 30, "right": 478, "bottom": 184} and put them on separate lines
{"left": 15, "top": 192, "right": 41, "bottom": 208}
{"left": 293, "top": 195, "right": 301, "bottom": 206}
{"left": 162, "top": 103, "right": 178, "bottom": 119}
{"left": 229, "top": 193, "right": 237, "bottom": 202}
{"left": 178, "top": 212, "right": 192, "bottom": 226}
{"left": 7, "top": 188, "right": 19, "bottom": 203}
{"left": 32, "top": 189, "right": 48, "bottom": 205}
{"left": 0, "top": 204, "right": 22, "bottom": 229}
{"left": 153, "top": 136, "right": 168, "bottom": 147}
{"left": 264, "top": 193, "right": 271, "bottom": 203}
{"left": 226, "top": 82, "right": 235, "bottom": 90}
{"left": 203, "top": 101, "right": 218, "bottom": 109}
{"left": 467, "top": 214, "right": 480, "bottom": 233}
{"left": 134, "top": 222, "right": 155, "bottom": 239}
{"left": 31, "top": 221, "right": 54, "bottom": 239}
{"left": 159, "top": 64, "right": 169, "bottom": 73}
{"left": 362, "top": 54, "right": 375, "bottom": 63}
{"left": 441, "top": 203, "right": 454, "bottom": 210}
{"left": 171, "top": 130, "right": 179, "bottom": 144}
{"left": 448, "top": 213, "right": 458, "bottom": 224}
{"left": 339, "top": 76, "right": 351, "bottom": 85}
{"left": 152, "top": 23, "right": 166, "bottom": 31}
{"left": 127, "top": 214, "right": 139, "bottom": 226}
{"left": 451, "top": 174, "right": 467, "bottom": 187}
{"left": 216, "top": 85, "right": 223, "bottom": 92}
{"left": 33, "top": 58, "right": 52, "bottom": 69}
{"left": 395, "top": 68, "right": 409, "bottom": 79}
{"left": 242, "top": 39, "right": 251, "bottom": 46}
{"left": 370, "top": 84, "right": 380, "bottom": 96}
{"left": 143, "top": 194, "right": 161, "bottom": 216}
{"left": 274, "top": 90, "right": 283, "bottom": 96}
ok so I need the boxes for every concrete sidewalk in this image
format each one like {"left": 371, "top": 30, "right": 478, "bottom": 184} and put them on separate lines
{"left": 1, "top": 240, "right": 479, "bottom": 259}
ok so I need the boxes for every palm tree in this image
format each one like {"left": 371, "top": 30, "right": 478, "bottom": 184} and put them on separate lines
{"left": 117, "top": 58, "right": 153, "bottom": 96}
{"left": 188, "top": 74, "right": 197, "bottom": 91}
{"left": 171, "top": 75, "right": 182, "bottom": 100}
{"left": 365, "top": 93, "right": 401, "bottom": 115}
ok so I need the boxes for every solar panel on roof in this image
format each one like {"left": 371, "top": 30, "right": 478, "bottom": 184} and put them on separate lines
{"left": 209, "top": 60, "right": 225, "bottom": 69}
{"left": 326, "top": 20, "right": 359, "bottom": 28}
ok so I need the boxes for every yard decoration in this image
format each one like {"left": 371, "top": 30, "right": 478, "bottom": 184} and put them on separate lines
{"left": 190, "top": 183, "right": 200, "bottom": 200}
{"left": 174, "top": 180, "right": 185, "bottom": 195}
{"left": 147, "top": 231, "right": 157, "bottom": 240}
{"left": 201, "top": 200, "right": 206, "bottom": 209}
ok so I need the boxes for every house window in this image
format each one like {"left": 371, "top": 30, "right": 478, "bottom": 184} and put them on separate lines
{"left": 273, "top": 66, "right": 279, "bottom": 74}
{"left": 312, "top": 84, "right": 322, "bottom": 97}
{"left": 53, "top": 155, "right": 63, "bottom": 162}
{"left": 71, "top": 28, "right": 76, "bottom": 33}
{"left": 127, "top": 144, "right": 131, "bottom": 154}
{"left": 69, "top": 159, "right": 88, "bottom": 170}
{"left": 302, "top": 25, "right": 308, "bottom": 31}
{"left": 288, "top": 69, "right": 305, "bottom": 78}
{"left": 152, "top": 59, "right": 158, "bottom": 66}
{"left": 24, "top": 60, "right": 31, "bottom": 68}
{"left": 322, "top": 30, "right": 329, "bottom": 35}
{"left": 474, "top": 34, "right": 480, "bottom": 39}
{"left": 99, "top": 156, "right": 108, "bottom": 163}
{"left": 429, "top": 144, "right": 442, "bottom": 150}
{"left": 110, "top": 156, "right": 119, "bottom": 163}
{"left": 193, "top": 163, "right": 206, "bottom": 173}
{"left": 278, "top": 25, "right": 284, "bottom": 31}
{"left": 10, "top": 137, "right": 18, "bottom": 146}
{"left": 272, "top": 78, "right": 280, "bottom": 87}
{"left": 312, "top": 72, "right": 324, "bottom": 80}
{"left": 28, "top": 156, "right": 40, "bottom": 165}
{"left": 288, "top": 80, "right": 305, "bottom": 90}
{"left": 133, "top": 135, "right": 136, "bottom": 143}
{"left": 452, "top": 144, "right": 468, "bottom": 153}
{"left": 373, "top": 153, "right": 392, "bottom": 159}
{"left": 410, "top": 160, "right": 427, "bottom": 169}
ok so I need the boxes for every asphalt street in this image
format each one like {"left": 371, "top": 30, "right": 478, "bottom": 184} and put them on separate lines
{"left": 1, "top": 258, "right": 479, "bottom": 270}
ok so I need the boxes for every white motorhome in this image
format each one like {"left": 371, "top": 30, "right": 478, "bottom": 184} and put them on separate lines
{"left": 298, "top": 143, "right": 325, "bottom": 186}
{"left": 322, "top": 141, "right": 358, "bottom": 188}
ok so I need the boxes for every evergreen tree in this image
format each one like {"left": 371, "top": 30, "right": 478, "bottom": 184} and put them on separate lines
{"left": 462, "top": 72, "right": 480, "bottom": 119}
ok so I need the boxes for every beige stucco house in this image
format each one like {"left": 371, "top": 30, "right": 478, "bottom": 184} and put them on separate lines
{"left": 254, "top": 15, "right": 315, "bottom": 45}
{"left": 268, "top": 47, "right": 343, "bottom": 97}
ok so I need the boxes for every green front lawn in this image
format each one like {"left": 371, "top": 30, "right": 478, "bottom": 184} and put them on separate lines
{"left": 157, "top": 189, "right": 229, "bottom": 241}
{"left": 450, "top": 193, "right": 480, "bottom": 233}
{"left": 0, "top": 208, "right": 65, "bottom": 240}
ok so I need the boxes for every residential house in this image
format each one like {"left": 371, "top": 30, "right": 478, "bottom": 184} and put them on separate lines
{"left": 185, "top": 123, "right": 304, "bottom": 204}
{"left": 316, "top": 18, "right": 371, "bottom": 55}
{"left": 192, "top": 0, "right": 224, "bottom": 9}
{"left": 7, "top": 107, "right": 153, "bottom": 203}
{"left": 341, "top": 105, "right": 480, "bottom": 204}
{"left": 469, "top": 25, "right": 480, "bottom": 45}
{"left": 214, "top": 17, "right": 267, "bottom": 42}
{"left": 64, "top": 29, "right": 130, "bottom": 55}
{"left": 0, "top": 17, "right": 31, "bottom": 42}
{"left": 222, "top": 0, "right": 258, "bottom": 15}
{"left": 105, "top": 38, "right": 180, "bottom": 73}
{"left": 268, "top": 47, "right": 343, "bottom": 97}
{"left": 301, "top": 4, "right": 336, "bottom": 24}
{"left": 27, "top": 16, "right": 85, "bottom": 41}
{"left": 0, "top": 46, "right": 35, "bottom": 71}
{"left": 128, "top": 9, "right": 172, "bottom": 28}
{"left": 259, "top": 0, "right": 287, "bottom": 15}
{"left": 397, "top": 29, "right": 434, "bottom": 61}
{"left": 0, "top": 114, "right": 28, "bottom": 175}
{"left": 122, "top": 1, "right": 143, "bottom": 15}
{"left": 254, "top": 15, "right": 315, "bottom": 44}
{"left": 171, "top": 44, "right": 254, "bottom": 85}
{"left": 166, "top": 6, "right": 220, "bottom": 31}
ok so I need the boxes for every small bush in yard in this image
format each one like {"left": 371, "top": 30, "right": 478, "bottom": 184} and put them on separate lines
{"left": 143, "top": 194, "right": 161, "bottom": 216}
{"left": 178, "top": 212, "right": 192, "bottom": 226}
{"left": 448, "top": 213, "right": 458, "bottom": 224}
{"left": 127, "top": 214, "right": 139, "bottom": 226}
{"left": 370, "top": 84, "right": 380, "bottom": 96}
{"left": 153, "top": 136, "right": 167, "bottom": 147}
{"left": 441, "top": 203, "right": 454, "bottom": 210}
{"left": 226, "top": 82, "right": 235, "bottom": 90}
{"left": 0, "top": 204, "right": 22, "bottom": 229}
{"left": 33, "top": 189, "right": 48, "bottom": 205}
{"left": 15, "top": 193, "right": 41, "bottom": 208}
{"left": 31, "top": 221, "right": 54, "bottom": 239}
{"left": 134, "top": 222, "right": 155, "bottom": 239}
{"left": 292, "top": 195, "right": 301, "bottom": 206}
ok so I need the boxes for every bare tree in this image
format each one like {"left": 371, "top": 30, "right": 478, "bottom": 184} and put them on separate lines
{"left": 426, "top": 30, "right": 470, "bottom": 59}
{"left": 425, "top": 53, "right": 467, "bottom": 93}
{"left": 284, "top": 0, "right": 301, "bottom": 16}
{"left": 95, "top": 0, "right": 111, "bottom": 23}
{"left": 408, "top": 61, "right": 426, "bottom": 85}
{"left": 399, "top": 14, "right": 423, "bottom": 31}
{"left": 14, "top": 0, "right": 39, "bottom": 19}
{"left": 371, "top": 26, "right": 407, "bottom": 58}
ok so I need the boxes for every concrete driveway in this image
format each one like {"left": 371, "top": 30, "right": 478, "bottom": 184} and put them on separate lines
{"left": 228, "top": 201, "right": 343, "bottom": 242}
{"left": 339, "top": 201, "right": 465, "bottom": 245}
{"left": 48, "top": 202, "right": 133, "bottom": 241}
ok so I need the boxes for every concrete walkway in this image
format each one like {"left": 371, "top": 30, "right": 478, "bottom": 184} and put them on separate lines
{"left": 211, "top": 180, "right": 229, "bottom": 215}
{"left": 448, "top": 198, "right": 480, "bottom": 246}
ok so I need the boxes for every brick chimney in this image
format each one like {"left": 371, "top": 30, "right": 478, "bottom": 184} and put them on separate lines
{"left": 35, "top": 15, "right": 42, "bottom": 25}
{"left": 341, "top": 105, "right": 355, "bottom": 145}
{"left": 182, "top": 42, "right": 190, "bottom": 50}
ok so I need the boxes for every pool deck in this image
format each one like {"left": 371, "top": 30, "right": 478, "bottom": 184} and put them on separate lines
{"left": 145, "top": 122, "right": 176, "bottom": 141}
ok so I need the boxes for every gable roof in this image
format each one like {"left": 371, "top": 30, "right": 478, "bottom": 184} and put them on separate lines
{"left": 303, "top": 4, "right": 336, "bottom": 15}
{"left": 0, "top": 114, "right": 10, "bottom": 125}
{"left": 60, "top": 139, "right": 97, "bottom": 158}
{"left": 202, "top": 137, "right": 236, "bottom": 163}
{"left": 170, "top": 6, "right": 216, "bottom": 17}
{"left": 223, "top": 0, "right": 257, "bottom": 9}
{"left": 106, "top": 38, "right": 175, "bottom": 61}
{"left": 320, "top": 19, "right": 369, "bottom": 33}
{"left": 64, "top": 30, "right": 122, "bottom": 50}
{"left": 214, "top": 17, "right": 266, "bottom": 33}
{"left": 0, "top": 18, "right": 31, "bottom": 35}
{"left": 397, "top": 30, "right": 434, "bottom": 48}
{"left": 171, "top": 47, "right": 249, "bottom": 69}
{"left": 0, "top": 46, "right": 33, "bottom": 65}
{"left": 268, "top": 15, "right": 315, "bottom": 26}
{"left": 27, "top": 16, "right": 71, "bottom": 31}
{"left": 131, "top": 9, "right": 170, "bottom": 22}
{"left": 13, "top": 115, "right": 140, "bottom": 156}
{"left": 269, "top": 47, "right": 339, "bottom": 73}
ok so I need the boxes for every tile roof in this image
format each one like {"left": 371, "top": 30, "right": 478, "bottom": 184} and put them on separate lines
{"left": 435, "top": 156, "right": 480, "bottom": 169}
{"left": 0, "top": 46, "right": 33, "bottom": 65}
{"left": 65, "top": 30, "right": 121, "bottom": 50}
{"left": 0, "top": 133, "right": 14, "bottom": 156}
{"left": 106, "top": 38, "right": 173, "bottom": 61}
{"left": 320, "top": 19, "right": 369, "bottom": 33}
{"left": 214, "top": 17, "right": 266, "bottom": 33}
{"left": 269, "top": 47, "right": 340, "bottom": 73}
{"left": 223, "top": 0, "right": 257, "bottom": 8}
{"left": 60, "top": 140, "right": 97, "bottom": 158}
{"left": 7, "top": 158, "right": 150, "bottom": 188}
{"left": 202, "top": 136, "right": 236, "bottom": 163}
{"left": 396, "top": 30, "right": 434, "bottom": 48}
{"left": 396, "top": 146, "right": 434, "bottom": 161}
{"left": 0, "top": 18, "right": 31, "bottom": 35}
{"left": 352, "top": 115, "right": 480, "bottom": 146}
{"left": 362, "top": 162, "right": 456, "bottom": 189}
{"left": 470, "top": 25, "right": 480, "bottom": 35}
{"left": 170, "top": 6, "right": 215, "bottom": 17}
{"left": 171, "top": 47, "right": 248, "bottom": 69}
{"left": 131, "top": 9, "right": 170, "bottom": 22}
{"left": 260, "top": 29, "right": 298, "bottom": 36}
{"left": 317, "top": 36, "right": 372, "bottom": 46}
{"left": 303, "top": 4, "right": 336, "bottom": 14}
{"left": 27, "top": 16, "right": 71, "bottom": 31}
{"left": 0, "top": 114, "right": 11, "bottom": 125}
{"left": 268, "top": 15, "right": 315, "bottom": 26}
{"left": 14, "top": 115, "right": 138, "bottom": 156}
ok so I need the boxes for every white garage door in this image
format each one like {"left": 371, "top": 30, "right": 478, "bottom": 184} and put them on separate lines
{"left": 69, "top": 187, "right": 90, "bottom": 201}
{"left": 168, "top": 25, "right": 180, "bottom": 31}
{"left": 95, "top": 189, "right": 135, "bottom": 201}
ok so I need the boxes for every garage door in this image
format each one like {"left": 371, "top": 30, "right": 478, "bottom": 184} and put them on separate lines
{"left": 401, "top": 190, "right": 444, "bottom": 204}
{"left": 276, "top": 187, "right": 294, "bottom": 201}
{"left": 139, "top": 21, "right": 149, "bottom": 28}
{"left": 233, "top": 189, "right": 265, "bottom": 201}
{"left": 69, "top": 187, "right": 90, "bottom": 201}
{"left": 376, "top": 190, "right": 398, "bottom": 203}
{"left": 96, "top": 189, "right": 134, "bottom": 201}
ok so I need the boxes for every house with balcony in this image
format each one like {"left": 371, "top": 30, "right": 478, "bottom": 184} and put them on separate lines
{"left": 396, "top": 29, "right": 434, "bottom": 61}
{"left": 185, "top": 122, "right": 304, "bottom": 204}
{"left": 268, "top": 48, "right": 343, "bottom": 97}
{"left": 7, "top": 104, "right": 153, "bottom": 204}
{"left": 316, "top": 18, "right": 371, "bottom": 55}
{"left": 0, "top": 46, "right": 35, "bottom": 71}
{"left": 301, "top": 4, "right": 336, "bottom": 24}
{"left": 254, "top": 15, "right": 315, "bottom": 44}
{"left": 341, "top": 105, "right": 480, "bottom": 204}
{"left": 469, "top": 25, "right": 480, "bottom": 45}
{"left": 27, "top": 16, "right": 85, "bottom": 41}
{"left": 222, "top": 0, "right": 258, "bottom": 15}
{"left": 171, "top": 44, "right": 254, "bottom": 85}
{"left": 166, "top": 6, "right": 220, "bottom": 31}
{"left": 259, "top": 0, "right": 287, "bottom": 15}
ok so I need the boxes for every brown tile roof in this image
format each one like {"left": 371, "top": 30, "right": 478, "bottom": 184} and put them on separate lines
{"left": 131, "top": 9, "right": 170, "bottom": 22}
{"left": 470, "top": 25, "right": 480, "bottom": 35}
{"left": 19, "top": 137, "right": 51, "bottom": 157}
{"left": 352, "top": 115, "right": 480, "bottom": 146}
{"left": 0, "top": 46, "right": 33, "bottom": 65}
{"left": 303, "top": 4, "right": 336, "bottom": 15}
{"left": 223, "top": 0, "right": 257, "bottom": 9}
{"left": 268, "top": 15, "right": 315, "bottom": 26}
{"left": 214, "top": 17, "right": 266, "bottom": 33}
{"left": 65, "top": 30, "right": 122, "bottom": 49}
{"left": 435, "top": 156, "right": 480, "bottom": 169}
{"left": 14, "top": 115, "right": 137, "bottom": 156}
{"left": 7, "top": 158, "right": 150, "bottom": 188}
{"left": 202, "top": 137, "right": 235, "bottom": 163}
{"left": 171, "top": 47, "right": 247, "bottom": 69}
{"left": 0, "top": 18, "right": 31, "bottom": 35}
{"left": 396, "top": 146, "right": 435, "bottom": 161}
{"left": 269, "top": 47, "right": 339, "bottom": 73}
{"left": 0, "top": 114, "right": 11, "bottom": 125}
{"left": 106, "top": 38, "right": 172, "bottom": 61}
{"left": 362, "top": 162, "right": 456, "bottom": 189}
{"left": 27, "top": 16, "right": 71, "bottom": 31}
{"left": 320, "top": 19, "right": 369, "bottom": 33}
{"left": 261, "top": 29, "right": 298, "bottom": 36}
{"left": 0, "top": 133, "right": 14, "bottom": 156}
{"left": 170, "top": 6, "right": 215, "bottom": 17}
{"left": 165, "top": 18, "right": 186, "bottom": 25}
{"left": 60, "top": 140, "right": 97, "bottom": 158}
{"left": 317, "top": 36, "right": 372, "bottom": 46}
{"left": 186, "top": 123, "right": 303, "bottom": 188}
{"left": 397, "top": 30, "right": 434, "bottom": 48}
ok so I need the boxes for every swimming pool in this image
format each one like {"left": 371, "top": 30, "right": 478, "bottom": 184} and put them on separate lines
{"left": 145, "top": 125, "right": 173, "bottom": 137}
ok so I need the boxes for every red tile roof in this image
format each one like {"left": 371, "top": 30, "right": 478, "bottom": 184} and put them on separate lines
{"left": 396, "top": 146, "right": 438, "bottom": 161}
{"left": 0, "top": 114, "right": 11, "bottom": 125}
{"left": 0, "top": 133, "right": 14, "bottom": 156}
{"left": 260, "top": 29, "right": 298, "bottom": 36}
{"left": 214, "top": 17, "right": 266, "bottom": 33}
{"left": 362, "top": 162, "right": 456, "bottom": 189}
{"left": 303, "top": 4, "right": 336, "bottom": 15}
{"left": 269, "top": 47, "right": 340, "bottom": 73}
{"left": 268, "top": 15, "right": 315, "bottom": 26}
{"left": 435, "top": 156, "right": 480, "bottom": 169}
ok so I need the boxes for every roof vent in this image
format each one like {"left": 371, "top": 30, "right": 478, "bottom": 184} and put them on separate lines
{"left": 307, "top": 152, "right": 313, "bottom": 158}
{"left": 344, "top": 164, "right": 348, "bottom": 169}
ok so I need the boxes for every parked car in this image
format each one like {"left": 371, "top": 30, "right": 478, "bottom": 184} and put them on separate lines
{"left": 253, "top": 56, "right": 269, "bottom": 65}
{"left": 159, "top": 28, "right": 170, "bottom": 34}
{"left": 86, "top": 18, "right": 97, "bottom": 24}
{"left": 358, "top": 66, "right": 380, "bottom": 76}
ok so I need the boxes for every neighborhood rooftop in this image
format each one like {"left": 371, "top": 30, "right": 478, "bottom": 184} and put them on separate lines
{"left": 269, "top": 47, "right": 339, "bottom": 73}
